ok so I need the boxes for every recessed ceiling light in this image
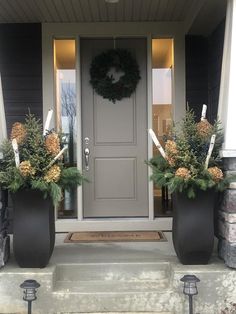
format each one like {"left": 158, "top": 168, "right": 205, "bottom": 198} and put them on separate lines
{"left": 105, "top": 0, "right": 119, "bottom": 3}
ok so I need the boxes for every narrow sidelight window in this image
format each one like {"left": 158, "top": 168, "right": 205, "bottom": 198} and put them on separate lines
{"left": 152, "top": 38, "right": 174, "bottom": 218}
{"left": 54, "top": 39, "right": 77, "bottom": 219}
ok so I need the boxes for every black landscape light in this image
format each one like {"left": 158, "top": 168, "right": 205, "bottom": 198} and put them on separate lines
{"left": 180, "top": 274, "right": 200, "bottom": 314}
{"left": 20, "top": 279, "right": 40, "bottom": 314}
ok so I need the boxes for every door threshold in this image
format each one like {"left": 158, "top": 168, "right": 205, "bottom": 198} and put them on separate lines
{"left": 55, "top": 217, "right": 172, "bottom": 232}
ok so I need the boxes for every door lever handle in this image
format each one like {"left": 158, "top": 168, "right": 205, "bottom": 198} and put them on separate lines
{"left": 84, "top": 147, "right": 90, "bottom": 171}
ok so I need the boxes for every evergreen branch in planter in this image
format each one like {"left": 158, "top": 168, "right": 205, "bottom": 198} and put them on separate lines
{"left": 0, "top": 112, "right": 86, "bottom": 206}
{"left": 148, "top": 108, "right": 234, "bottom": 198}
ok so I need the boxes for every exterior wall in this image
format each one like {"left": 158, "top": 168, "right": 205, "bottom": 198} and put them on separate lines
{"left": 185, "top": 35, "right": 208, "bottom": 120}
{"left": 0, "top": 23, "right": 42, "bottom": 134}
{"left": 0, "top": 23, "right": 43, "bottom": 234}
{"left": 185, "top": 20, "right": 225, "bottom": 122}
{"left": 208, "top": 20, "right": 225, "bottom": 123}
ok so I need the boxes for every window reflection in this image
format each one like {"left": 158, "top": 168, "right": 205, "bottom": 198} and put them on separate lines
{"left": 152, "top": 39, "right": 173, "bottom": 217}
{"left": 54, "top": 39, "right": 77, "bottom": 218}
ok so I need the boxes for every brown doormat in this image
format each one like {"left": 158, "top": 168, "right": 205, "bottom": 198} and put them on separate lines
{"left": 64, "top": 231, "right": 167, "bottom": 243}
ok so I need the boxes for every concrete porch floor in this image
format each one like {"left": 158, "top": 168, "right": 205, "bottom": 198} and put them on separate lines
{"left": 52, "top": 232, "right": 176, "bottom": 264}
{"left": 0, "top": 232, "right": 236, "bottom": 314}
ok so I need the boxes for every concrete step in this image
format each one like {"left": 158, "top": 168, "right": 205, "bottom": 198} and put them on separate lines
{"left": 0, "top": 261, "right": 182, "bottom": 313}
{"left": 53, "top": 262, "right": 172, "bottom": 293}
{"left": 55, "top": 262, "right": 171, "bottom": 282}
{"left": 58, "top": 312, "right": 173, "bottom": 314}
{"left": 52, "top": 262, "right": 175, "bottom": 313}
{"left": 54, "top": 279, "right": 170, "bottom": 293}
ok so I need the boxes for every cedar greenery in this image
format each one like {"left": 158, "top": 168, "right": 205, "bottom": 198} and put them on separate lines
{"left": 148, "top": 110, "right": 232, "bottom": 198}
{"left": 90, "top": 48, "right": 140, "bottom": 103}
{"left": 0, "top": 114, "right": 85, "bottom": 206}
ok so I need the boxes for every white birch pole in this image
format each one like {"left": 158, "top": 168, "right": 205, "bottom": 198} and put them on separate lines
{"left": 12, "top": 139, "right": 20, "bottom": 167}
{"left": 201, "top": 104, "right": 207, "bottom": 121}
{"left": 205, "top": 134, "right": 216, "bottom": 169}
{"left": 47, "top": 146, "right": 68, "bottom": 168}
{"left": 43, "top": 109, "right": 53, "bottom": 136}
{"left": 148, "top": 129, "right": 166, "bottom": 159}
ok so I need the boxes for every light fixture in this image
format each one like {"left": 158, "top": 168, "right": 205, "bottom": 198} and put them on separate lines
{"left": 105, "top": 0, "right": 119, "bottom": 3}
{"left": 20, "top": 280, "right": 40, "bottom": 314}
{"left": 180, "top": 275, "right": 200, "bottom": 314}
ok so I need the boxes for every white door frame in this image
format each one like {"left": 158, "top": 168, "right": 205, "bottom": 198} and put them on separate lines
{"left": 42, "top": 22, "right": 186, "bottom": 232}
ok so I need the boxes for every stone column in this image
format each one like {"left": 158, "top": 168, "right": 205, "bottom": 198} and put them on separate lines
{"left": 217, "top": 0, "right": 236, "bottom": 268}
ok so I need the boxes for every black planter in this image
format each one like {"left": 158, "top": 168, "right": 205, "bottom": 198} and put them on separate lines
{"left": 172, "top": 189, "right": 216, "bottom": 265}
{"left": 12, "top": 189, "right": 55, "bottom": 268}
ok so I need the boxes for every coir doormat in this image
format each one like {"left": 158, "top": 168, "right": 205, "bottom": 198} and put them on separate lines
{"left": 64, "top": 231, "right": 167, "bottom": 243}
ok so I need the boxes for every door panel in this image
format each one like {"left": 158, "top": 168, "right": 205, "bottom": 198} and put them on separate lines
{"left": 94, "top": 158, "right": 136, "bottom": 200}
{"left": 81, "top": 38, "right": 148, "bottom": 218}
{"left": 94, "top": 94, "right": 135, "bottom": 144}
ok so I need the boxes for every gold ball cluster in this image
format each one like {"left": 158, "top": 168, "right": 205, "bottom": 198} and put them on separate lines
{"left": 207, "top": 166, "right": 223, "bottom": 182}
{"left": 197, "top": 119, "right": 213, "bottom": 138}
{"left": 44, "top": 165, "right": 61, "bottom": 183}
{"left": 165, "top": 140, "right": 178, "bottom": 166}
{"left": 175, "top": 167, "right": 191, "bottom": 180}
{"left": 45, "top": 133, "right": 60, "bottom": 156}
{"left": 10, "top": 122, "right": 27, "bottom": 144}
{"left": 165, "top": 140, "right": 178, "bottom": 155}
{"left": 19, "top": 160, "right": 35, "bottom": 177}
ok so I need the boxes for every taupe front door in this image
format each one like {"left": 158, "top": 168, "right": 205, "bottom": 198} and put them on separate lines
{"left": 81, "top": 38, "right": 148, "bottom": 218}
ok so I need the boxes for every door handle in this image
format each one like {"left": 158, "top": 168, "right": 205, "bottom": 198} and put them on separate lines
{"left": 84, "top": 147, "right": 90, "bottom": 171}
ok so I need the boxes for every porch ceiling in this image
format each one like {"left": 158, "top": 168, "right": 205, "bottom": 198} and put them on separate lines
{"left": 0, "top": 0, "right": 222, "bottom": 30}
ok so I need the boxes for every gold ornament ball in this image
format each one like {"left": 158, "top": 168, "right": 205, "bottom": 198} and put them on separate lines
{"left": 208, "top": 166, "right": 223, "bottom": 182}
{"left": 10, "top": 122, "right": 27, "bottom": 144}
{"left": 19, "top": 160, "right": 35, "bottom": 177}
{"left": 44, "top": 165, "right": 61, "bottom": 183}
{"left": 45, "top": 133, "right": 60, "bottom": 156}
{"left": 165, "top": 140, "right": 177, "bottom": 166}
{"left": 165, "top": 140, "right": 178, "bottom": 155}
{"left": 175, "top": 167, "right": 191, "bottom": 180}
{"left": 197, "top": 119, "right": 213, "bottom": 138}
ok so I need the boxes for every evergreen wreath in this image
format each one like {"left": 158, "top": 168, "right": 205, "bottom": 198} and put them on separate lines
{"left": 90, "top": 48, "right": 141, "bottom": 103}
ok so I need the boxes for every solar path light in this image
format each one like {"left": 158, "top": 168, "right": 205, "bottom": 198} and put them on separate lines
{"left": 180, "top": 274, "right": 200, "bottom": 314}
{"left": 20, "top": 279, "right": 40, "bottom": 314}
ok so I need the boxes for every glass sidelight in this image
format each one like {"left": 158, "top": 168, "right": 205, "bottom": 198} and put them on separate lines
{"left": 54, "top": 39, "right": 77, "bottom": 219}
{"left": 152, "top": 38, "right": 174, "bottom": 217}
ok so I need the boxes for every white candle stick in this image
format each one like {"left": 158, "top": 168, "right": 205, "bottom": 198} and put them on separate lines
{"left": 205, "top": 134, "right": 216, "bottom": 169}
{"left": 48, "top": 146, "right": 68, "bottom": 168}
{"left": 201, "top": 104, "right": 207, "bottom": 121}
{"left": 43, "top": 109, "right": 53, "bottom": 136}
{"left": 12, "top": 139, "right": 20, "bottom": 167}
{"left": 148, "top": 129, "right": 166, "bottom": 159}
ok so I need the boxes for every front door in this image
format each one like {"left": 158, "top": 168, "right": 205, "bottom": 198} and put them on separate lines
{"left": 81, "top": 38, "right": 148, "bottom": 218}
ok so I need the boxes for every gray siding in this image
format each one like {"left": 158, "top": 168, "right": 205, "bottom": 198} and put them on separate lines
{"left": 186, "top": 20, "right": 225, "bottom": 123}
{"left": 208, "top": 20, "right": 225, "bottom": 122}
{"left": 0, "top": 23, "right": 42, "bottom": 134}
{"left": 186, "top": 35, "right": 208, "bottom": 121}
{"left": 0, "top": 24, "right": 43, "bottom": 234}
